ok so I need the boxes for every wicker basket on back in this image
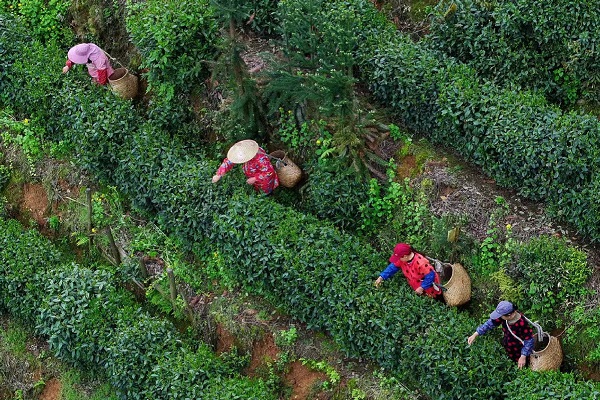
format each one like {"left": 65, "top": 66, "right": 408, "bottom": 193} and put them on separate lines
{"left": 530, "top": 333, "right": 563, "bottom": 371}
{"left": 270, "top": 150, "right": 302, "bottom": 188}
{"left": 108, "top": 68, "right": 138, "bottom": 100}
{"left": 442, "top": 263, "right": 471, "bottom": 307}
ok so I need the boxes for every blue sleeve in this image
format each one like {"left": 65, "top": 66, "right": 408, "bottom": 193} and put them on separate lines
{"left": 476, "top": 319, "right": 499, "bottom": 336}
{"left": 421, "top": 270, "right": 435, "bottom": 289}
{"left": 521, "top": 337, "right": 535, "bottom": 356}
{"left": 379, "top": 263, "right": 399, "bottom": 280}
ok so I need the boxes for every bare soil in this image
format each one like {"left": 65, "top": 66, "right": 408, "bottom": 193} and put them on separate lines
{"left": 39, "top": 378, "right": 61, "bottom": 400}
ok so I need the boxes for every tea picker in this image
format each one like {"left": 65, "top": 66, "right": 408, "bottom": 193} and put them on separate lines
{"left": 212, "top": 140, "right": 280, "bottom": 194}
{"left": 467, "top": 301, "right": 563, "bottom": 370}
{"left": 62, "top": 43, "right": 138, "bottom": 99}
{"left": 374, "top": 243, "right": 444, "bottom": 299}
{"left": 62, "top": 43, "right": 114, "bottom": 85}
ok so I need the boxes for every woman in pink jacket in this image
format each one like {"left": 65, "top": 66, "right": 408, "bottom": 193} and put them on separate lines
{"left": 212, "top": 140, "right": 279, "bottom": 194}
{"left": 62, "top": 43, "right": 114, "bottom": 85}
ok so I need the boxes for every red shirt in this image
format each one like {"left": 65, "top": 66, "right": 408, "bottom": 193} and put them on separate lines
{"left": 216, "top": 147, "right": 279, "bottom": 194}
{"left": 392, "top": 252, "right": 441, "bottom": 298}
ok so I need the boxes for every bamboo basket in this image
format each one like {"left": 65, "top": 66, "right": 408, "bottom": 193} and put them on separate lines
{"left": 530, "top": 334, "right": 563, "bottom": 371}
{"left": 108, "top": 68, "right": 138, "bottom": 100}
{"left": 270, "top": 150, "right": 302, "bottom": 188}
{"left": 442, "top": 263, "right": 471, "bottom": 307}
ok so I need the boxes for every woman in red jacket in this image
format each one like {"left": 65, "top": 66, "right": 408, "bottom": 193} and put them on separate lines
{"left": 374, "top": 242, "right": 442, "bottom": 298}
{"left": 212, "top": 140, "right": 279, "bottom": 194}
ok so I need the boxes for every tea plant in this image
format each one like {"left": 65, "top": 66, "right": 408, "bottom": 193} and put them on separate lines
{"left": 0, "top": 111, "right": 44, "bottom": 170}
{"left": 565, "top": 304, "right": 600, "bottom": 364}
{"left": 472, "top": 197, "right": 512, "bottom": 277}
{"left": 300, "top": 157, "right": 369, "bottom": 231}
{"left": 506, "top": 236, "right": 591, "bottom": 327}
{"left": 126, "top": 0, "right": 218, "bottom": 112}
{"left": 0, "top": 0, "right": 72, "bottom": 43}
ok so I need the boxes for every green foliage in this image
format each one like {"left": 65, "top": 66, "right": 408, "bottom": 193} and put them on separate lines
{"left": 565, "top": 305, "right": 600, "bottom": 364}
{"left": 0, "top": 14, "right": 29, "bottom": 103}
{"left": 0, "top": 0, "right": 72, "bottom": 43}
{"left": 0, "top": 112, "right": 44, "bottom": 171}
{"left": 490, "top": 269, "right": 522, "bottom": 305}
{"left": 360, "top": 15, "right": 600, "bottom": 242}
{"left": 429, "top": 0, "right": 600, "bottom": 106}
{"left": 506, "top": 236, "right": 591, "bottom": 327}
{"left": 36, "top": 264, "right": 128, "bottom": 370}
{"left": 358, "top": 165, "right": 405, "bottom": 236}
{"left": 126, "top": 0, "right": 218, "bottom": 128}
{"left": 58, "top": 370, "right": 119, "bottom": 400}
{"left": 471, "top": 197, "right": 511, "bottom": 276}
{"left": 210, "top": 0, "right": 280, "bottom": 36}
{"left": 0, "top": 218, "right": 277, "bottom": 399}
{"left": 300, "top": 158, "right": 369, "bottom": 231}
{"left": 274, "top": 108, "right": 322, "bottom": 155}
{"left": 0, "top": 163, "right": 10, "bottom": 190}
{"left": 274, "top": 326, "right": 298, "bottom": 349}
{"left": 506, "top": 369, "right": 600, "bottom": 399}
{"left": 2, "top": 39, "right": 68, "bottom": 124}
{"left": 0, "top": 219, "right": 63, "bottom": 323}
{"left": 300, "top": 358, "right": 340, "bottom": 390}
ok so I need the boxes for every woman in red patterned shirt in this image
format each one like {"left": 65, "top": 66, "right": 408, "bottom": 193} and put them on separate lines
{"left": 212, "top": 140, "right": 279, "bottom": 194}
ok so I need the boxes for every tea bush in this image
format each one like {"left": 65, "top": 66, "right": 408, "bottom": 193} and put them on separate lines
{"left": 300, "top": 158, "right": 369, "bottom": 231}
{"left": 360, "top": 18, "right": 600, "bottom": 242}
{"left": 0, "top": 217, "right": 276, "bottom": 399}
{"left": 37, "top": 264, "right": 131, "bottom": 370}
{"left": 0, "top": 14, "right": 29, "bottom": 104}
{"left": 0, "top": 0, "right": 72, "bottom": 43}
{"left": 565, "top": 305, "right": 600, "bottom": 365}
{"left": 428, "top": 0, "right": 600, "bottom": 106}
{"left": 506, "top": 236, "right": 591, "bottom": 328}
{"left": 126, "top": 0, "right": 218, "bottom": 128}
{"left": 507, "top": 370, "right": 600, "bottom": 399}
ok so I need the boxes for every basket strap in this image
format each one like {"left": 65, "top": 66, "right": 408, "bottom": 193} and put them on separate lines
{"left": 522, "top": 315, "right": 546, "bottom": 342}
{"left": 505, "top": 315, "right": 546, "bottom": 345}
{"left": 266, "top": 153, "right": 288, "bottom": 166}
{"left": 504, "top": 320, "right": 525, "bottom": 345}
{"left": 101, "top": 49, "right": 126, "bottom": 69}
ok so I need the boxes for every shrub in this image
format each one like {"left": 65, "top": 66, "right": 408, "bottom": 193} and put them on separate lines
{"left": 506, "top": 369, "right": 600, "bottom": 399}
{"left": 36, "top": 264, "right": 133, "bottom": 370}
{"left": 0, "top": 219, "right": 62, "bottom": 323}
{"left": 126, "top": 0, "right": 218, "bottom": 126}
{"left": 300, "top": 158, "right": 369, "bottom": 231}
{"left": 0, "top": 14, "right": 29, "bottom": 104}
{"left": 428, "top": 0, "right": 600, "bottom": 106}
{"left": 506, "top": 236, "right": 591, "bottom": 328}
{"left": 0, "top": 0, "right": 72, "bottom": 43}
{"left": 0, "top": 163, "right": 10, "bottom": 189}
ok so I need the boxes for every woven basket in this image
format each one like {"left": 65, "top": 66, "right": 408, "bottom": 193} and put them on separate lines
{"left": 442, "top": 263, "right": 471, "bottom": 307}
{"left": 530, "top": 335, "right": 563, "bottom": 371}
{"left": 108, "top": 68, "right": 138, "bottom": 100}
{"left": 270, "top": 150, "right": 302, "bottom": 188}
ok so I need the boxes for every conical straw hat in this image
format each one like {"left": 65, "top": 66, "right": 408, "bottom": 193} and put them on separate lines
{"left": 227, "top": 140, "right": 259, "bottom": 164}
